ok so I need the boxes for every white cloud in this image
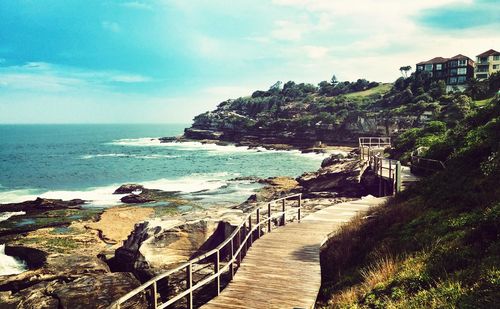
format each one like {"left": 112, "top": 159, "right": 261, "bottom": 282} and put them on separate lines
{"left": 302, "top": 45, "right": 330, "bottom": 59}
{"left": 101, "top": 21, "right": 121, "bottom": 33}
{"left": 0, "top": 62, "right": 153, "bottom": 93}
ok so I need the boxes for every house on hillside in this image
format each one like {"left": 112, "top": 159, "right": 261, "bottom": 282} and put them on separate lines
{"left": 416, "top": 57, "right": 448, "bottom": 80}
{"left": 446, "top": 54, "right": 475, "bottom": 86}
{"left": 416, "top": 54, "right": 475, "bottom": 91}
{"left": 475, "top": 49, "right": 500, "bottom": 80}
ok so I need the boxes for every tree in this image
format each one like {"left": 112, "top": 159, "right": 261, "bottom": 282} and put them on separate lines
{"left": 331, "top": 74, "right": 338, "bottom": 86}
{"left": 466, "top": 78, "right": 488, "bottom": 100}
{"left": 268, "top": 81, "right": 283, "bottom": 94}
{"left": 399, "top": 65, "right": 412, "bottom": 78}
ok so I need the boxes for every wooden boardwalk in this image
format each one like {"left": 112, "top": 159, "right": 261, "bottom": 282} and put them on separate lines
{"left": 201, "top": 196, "right": 389, "bottom": 309}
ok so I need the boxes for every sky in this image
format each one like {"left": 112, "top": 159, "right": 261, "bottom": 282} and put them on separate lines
{"left": 0, "top": 0, "right": 499, "bottom": 124}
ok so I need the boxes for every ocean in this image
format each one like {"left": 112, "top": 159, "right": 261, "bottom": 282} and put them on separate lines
{"left": 0, "top": 124, "right": 328, "bottom": 208}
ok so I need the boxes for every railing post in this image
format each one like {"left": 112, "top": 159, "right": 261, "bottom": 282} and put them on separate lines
{"left": 242, "top": 222, "right": 247, "bottom": 257}
{"left": 229, "top": 237, "right": 234, "bottom": 279}
{"left": 186, "top": 263, "right": 193, "bottom": 309}
{"left": 298, "top": 195, "right": 302, "bottom": 222}
{"left": 378, "top": 158, "right": 382, "bottom": 197}
{"left": 281, "top": 199, "right": 286, "bottom": 226}
{"left": 395, "top": 161, "right": 402, "bottom": 194}
{"left": 248, "top": 215, "right": 253, "bottom": 245}
{"left": 256, "top": 208, "right": 261, "bottom": 238}
{"left": 152, "top": 281, "right": 158, "bottom": 309}
{"left": 267, "top": 203, "right": 271, "bottom": 233}
{"left": 236, "top": 229, "right": 241, "bottom": 266}
{"left": 215, "top": 250, "right": 220, "bottom": 295}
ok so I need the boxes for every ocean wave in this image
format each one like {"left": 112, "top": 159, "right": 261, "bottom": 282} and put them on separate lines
{"left": 0, "top": 211, "right": 26, "bottom": 222}
{"left": 0, "top": 172, "right": 240, "bottom": 206}
{"left": 110, "top": 138, "right": 333, "bottom": 160}
{"left": 140, "top": 172, "right": 235, "bottom": 193}
{"left": 0, "top": 244, "right": 27, "bottom": 276}
{"left": 0, "top": 186, "right": 124, "bottom": 207}
{"left": 80, "top": 153, "right": 178, "bottom": 160}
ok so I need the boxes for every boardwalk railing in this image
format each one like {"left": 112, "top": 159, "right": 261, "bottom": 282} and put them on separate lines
{"left": 359, "top": 139, "right": 401, "bottom": 196}
{"left": 358, "top": 137, "right": 391, "bottom": 149}
{"left": 410, "top": 156, "right": 446, "bottom": 175}
{"left": 369, "top": 152, "right": 402, "bottom": 196}
{"left": 108, "top": 194, "right": 302, "bottom": 309}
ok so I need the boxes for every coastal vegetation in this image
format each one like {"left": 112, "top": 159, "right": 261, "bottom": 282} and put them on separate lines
{"left": 317, "top": 94, "right": 500, "bottom": 307}
{"left": 185, "top": 71, "right": 500, "bottom": 149}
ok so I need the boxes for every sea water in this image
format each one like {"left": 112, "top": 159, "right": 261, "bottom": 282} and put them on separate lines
{"left": 0, "top": 124, "right": 329, "bottom": 207}
{"left": 0, "top": 244, "right": 26, "bottom": 276}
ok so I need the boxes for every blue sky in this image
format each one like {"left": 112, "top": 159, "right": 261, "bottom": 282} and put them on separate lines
{"left": 0, "top": 0, "right": 499, "bottom": 123}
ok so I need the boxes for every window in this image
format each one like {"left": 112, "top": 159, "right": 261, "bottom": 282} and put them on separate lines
{"left": 449, "top": 77, "right": 457, "bottom": 84}
{"left": 493, "top": 64, "right": 499, "bottom": 70}
{"left": 476, "top": 74, "right": 488, "bottom": 79}
{"left": 457, "top": 76, "right": 466, "bottom": 84}
{"left": 417, "top": 65, "right": 424, "bottom": 71}
{"left": 436, "top": 64, "right": 442, "bottom": 70}
{"left": 450, "top": 68, "right": 457, "bottom": 76}
{"left": 424, "top": 64, "right": 433, "bottom": 71}
{"left": 457, "top": 68, "right": 467, "bottom": 75}
{"left": 458, "top": 59, "right": 467, "bottom": 66}
{"left": 494, "top": 55, "right": 500, "bottom": 61}
{"left": 449, "top": 61, "right": 458, "bottom": 67}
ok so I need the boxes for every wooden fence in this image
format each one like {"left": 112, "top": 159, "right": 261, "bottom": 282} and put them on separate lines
{"left": 358, "top": 137, "right": 391, "bottom": 149}
{"left": 108, "top": 194, "right": 302, "bottom": 309}
{"left": 358, "top": 136, "right": 401, "bottom": 196}
{"left": 410, "top": 156, "right": 446, "bottom": 175}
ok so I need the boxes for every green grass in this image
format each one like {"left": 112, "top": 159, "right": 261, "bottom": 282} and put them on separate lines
{"left": 317, "top": 98, "right": 500, "bottom": 308}
{"left": 474, "top": 98, "right": 493, "bottom": 106}
{"left": 343, "top": 83, "right": 393, "bottom": 99}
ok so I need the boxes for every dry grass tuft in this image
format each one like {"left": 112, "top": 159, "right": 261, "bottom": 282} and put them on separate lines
{"left": 360, "top": 255, "right": 398, "bottom": 290}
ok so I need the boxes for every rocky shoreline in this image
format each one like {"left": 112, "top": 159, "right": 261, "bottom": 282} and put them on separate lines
{"left": 0, "top": 142, "right": 379, "bottom": 308}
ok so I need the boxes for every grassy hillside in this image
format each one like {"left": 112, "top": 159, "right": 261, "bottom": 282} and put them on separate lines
{"left": 317, "top": 97, "right": 500, "bottom": 308}
{"left": 186, "top": 72, "right": 500, "bottom": 148}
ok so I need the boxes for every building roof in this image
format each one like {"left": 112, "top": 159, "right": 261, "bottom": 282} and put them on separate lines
{"left": 416, "top": 57, "right": 449, "bottom": 65}
{"left": 450, "top": 54, "right": 471, "bottom": 60}
{"left": 477, "top": 49, "right": 500, "bottom": 57}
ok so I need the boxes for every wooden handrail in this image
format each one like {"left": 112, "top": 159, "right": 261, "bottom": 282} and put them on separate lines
{"left": 360, "top": 145, "right": 401, "bottom": 196}
{"left": 358, "top": 137, "right": 391, "bottom": 149}
{"left": 108, "top": 193, "right": 302, "bottom": 309}
{"left": 410, "top": 155, "right": 446, "bottom": 171}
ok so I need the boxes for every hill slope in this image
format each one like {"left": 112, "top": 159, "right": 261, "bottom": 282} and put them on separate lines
{"left": 183, "top": 73, "right": 499, "bottom": 149}
{"left": 318, "top": 96, "right": 500, "bottom": 308}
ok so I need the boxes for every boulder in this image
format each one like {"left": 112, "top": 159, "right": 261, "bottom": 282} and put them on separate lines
{"left": 297, "top": 159, "right": 365, "bottom": 197}
{"left": 0, "top": 254, "right": 110, "bottom": 292}
{"left": 7, "top": 273, "right": 145, "bottom": 309}
{"left": 159, "top": 136, "right": 178, "bottom": 143}
{"left": 113, "top": 184, "right": 144, "bottom": 195}
{"left": 120, "top": 194, "right": 154, "bottom": 204}
{"left": 0, "top": 198, "right": 85, "bottom": 213}
{"left": 321, "top": 153, "right": 347, "bottom": 168}
{"left": 184, "top": 128, "right": 223, "bottom": 140}
{"left": 113, "top": 210, "right": 242, "bottom": 279}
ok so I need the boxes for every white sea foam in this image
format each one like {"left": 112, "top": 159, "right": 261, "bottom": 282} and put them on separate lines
{"left": 0, "top": 173, "right": 238, "bottom": 206}
{"left": 80, "top": 153, "right": 178, "bottom": 160}
{"left": 0, "top": 211, "right": 26, "bottom": 223}
{"left": 110, "top": 138, "right": 333, "bottom": 160}
{"left": 0, "top": 244, "right": 27, "bottom": 276}
{"left": 0, "top": 186, "right": 124, "bottom": 206}
{"left": 140, "top": 172, "right": 234, "bottom": 193}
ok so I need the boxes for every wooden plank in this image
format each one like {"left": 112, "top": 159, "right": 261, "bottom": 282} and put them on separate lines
{"left": 201, "top": 197, "right": 388, "bottom": 308}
